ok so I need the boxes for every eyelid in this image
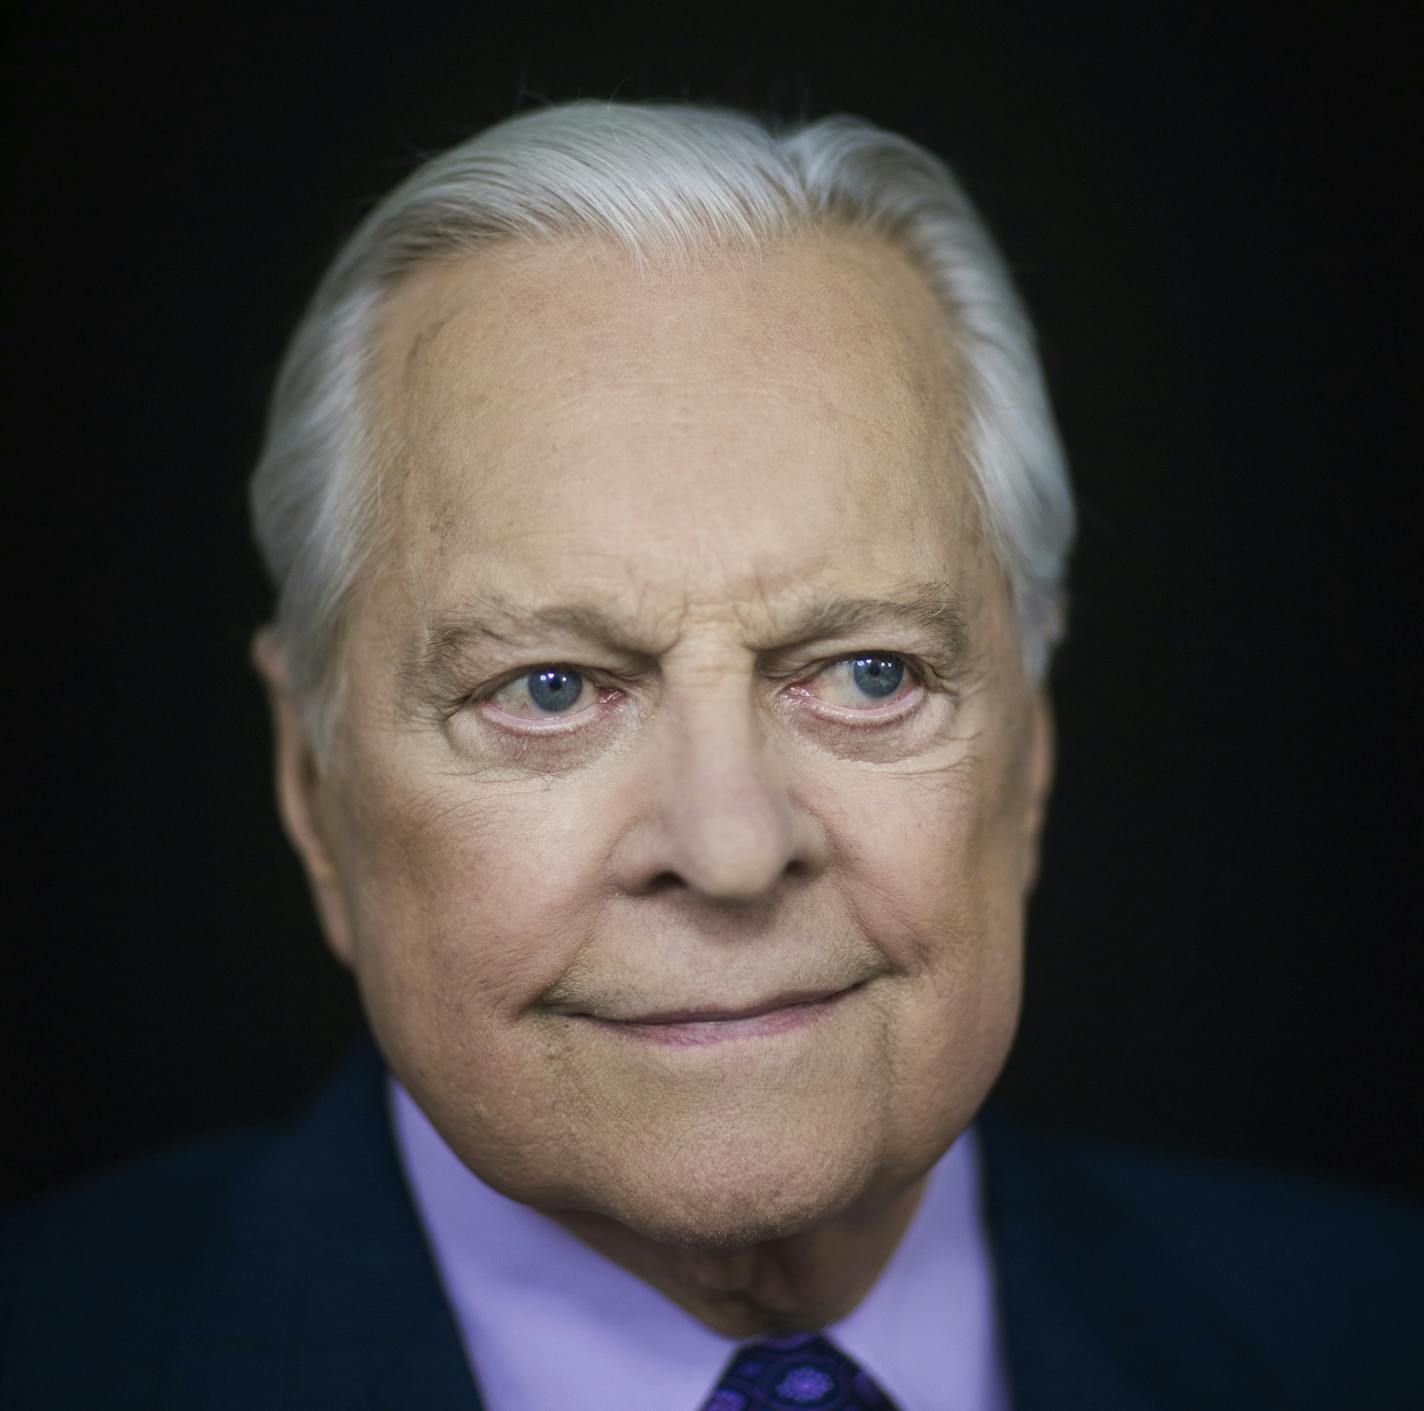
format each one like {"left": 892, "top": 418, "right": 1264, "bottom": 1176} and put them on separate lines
{"left": 453, "top": 651, "right": 931, "bottom": 735}
{"left": 471, "top": 652, "right": 924, "bottom": 697}
{"left": 468, "top": 660, "right": 578, "bottom": 694}
{"left": 808, "top": 650, "right": 922, "bottom": 684}
{"left": 474, "top": 665, "right": 648, "bottom": 744}
{"left": 788, "top": 651, "right": 926, "bottom": 715}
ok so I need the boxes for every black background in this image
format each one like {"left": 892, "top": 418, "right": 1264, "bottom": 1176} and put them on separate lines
{"left": 4, "top": 1, "right": 1419, "bottom": 1208}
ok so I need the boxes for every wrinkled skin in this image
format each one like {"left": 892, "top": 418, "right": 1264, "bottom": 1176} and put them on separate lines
{"left": 257, "top": 228, "right": 1053, "bottom": 1334}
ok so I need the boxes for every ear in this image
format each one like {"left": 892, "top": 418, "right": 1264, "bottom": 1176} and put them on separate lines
{"left": 251, "top": 628, "right": 356, "bottom": 968}
{"left": 1020, "top": 687, "right": 1056, "bottom": 894}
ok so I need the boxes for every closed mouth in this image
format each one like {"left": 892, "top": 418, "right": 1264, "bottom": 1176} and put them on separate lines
{"left": 607, "top": 987, "right": 850, "bottom": 1026}
{"left": 580, "top": 984, "right": 860, "bottom": 1046}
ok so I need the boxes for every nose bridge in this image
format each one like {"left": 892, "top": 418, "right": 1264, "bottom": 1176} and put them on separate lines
{"left": 651, "top": 673, "right": 806, "bottom": 902}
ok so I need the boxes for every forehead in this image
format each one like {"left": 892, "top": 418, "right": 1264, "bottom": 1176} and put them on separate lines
{"left": 370, "top": 228, "right": 982, "bottom": 626}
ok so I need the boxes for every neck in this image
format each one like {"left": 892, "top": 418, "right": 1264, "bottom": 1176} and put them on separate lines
{"left": 549, "top": 1174, "right": 929, "bottom": 1338}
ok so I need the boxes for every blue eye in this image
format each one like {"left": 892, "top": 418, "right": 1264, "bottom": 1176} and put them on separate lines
{"left": 850, "top": 655, "right": 904, "bottom": 698}
{"left": 526, "top": 666, "right": 585, "bottom": 713}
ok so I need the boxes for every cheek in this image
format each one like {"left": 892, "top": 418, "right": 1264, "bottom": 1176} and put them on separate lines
{"left": 337, "top": 764, "right": 610, "bottom": 1052}
{"left": 817, "top": 745, "right": 1029, "bottom": 1130}
{"left": 827, "top": 750, "right": 1027, "bottom": 975}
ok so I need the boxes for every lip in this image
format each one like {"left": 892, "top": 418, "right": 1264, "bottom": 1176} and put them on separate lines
{"left": 586, "top": 987, "right": 854, "bottom": 1046}
{"left": 620, "top": 988, "right": 845, "bottom": 1025}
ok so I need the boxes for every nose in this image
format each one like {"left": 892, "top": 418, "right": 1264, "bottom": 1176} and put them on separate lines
{"left": 610, "top": 693, "right": 828, "bottom": 904}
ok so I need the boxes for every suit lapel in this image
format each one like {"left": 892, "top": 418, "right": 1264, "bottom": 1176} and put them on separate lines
{"left": 977, "top": 1107, "right": 1144, "bottom": 1411}
{"left": 168, "top": 1038, "right": 482, "bottom": 1411}
{"left": 977, "top": 1107, "right": 1276, "bottom": 1411}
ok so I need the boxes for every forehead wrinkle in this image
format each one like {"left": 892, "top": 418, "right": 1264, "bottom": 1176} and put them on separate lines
{"left": 401, "top": 587, "right": 678, "bottom": 699}
{"left": 748, "top": 582, "right": 972, "bottom": 660}
{"left": 402, "top": 575, "right": 974, "bottom": 704}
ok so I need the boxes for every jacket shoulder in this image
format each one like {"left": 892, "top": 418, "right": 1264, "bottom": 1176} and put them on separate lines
{"left": 980, "top": 1109, "right": 1424, "bottom": 1409}
{"left": 1, "top": 1041, "right": 478, "bottom": 1411}
{"left": 1, "top": 1128, "right": 272, "bottom": 1406}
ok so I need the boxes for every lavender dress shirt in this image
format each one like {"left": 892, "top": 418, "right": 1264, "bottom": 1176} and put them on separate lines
{"left": 390, "top": 1078, "right": 1011, "bottom": 1411}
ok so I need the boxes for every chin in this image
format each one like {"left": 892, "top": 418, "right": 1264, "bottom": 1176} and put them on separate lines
{"left": 596, "top": 1133, "right": 880, "bottom": 1252}
{"left": 624, "top": 1192, "right": 827, "bottom": 1253}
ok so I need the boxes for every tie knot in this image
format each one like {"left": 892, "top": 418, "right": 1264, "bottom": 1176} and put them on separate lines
{"left": 701, "top": 1330, "right": 900, "bottom": 1409}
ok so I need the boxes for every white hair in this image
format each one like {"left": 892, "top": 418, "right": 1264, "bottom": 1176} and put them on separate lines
{"left": 250, "top": 99, "right": 1075, "bottom": 751}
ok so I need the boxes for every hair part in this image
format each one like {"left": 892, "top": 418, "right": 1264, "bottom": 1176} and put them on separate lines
{"left": 250, "top": 99, "right": 1075, "bottom": 755}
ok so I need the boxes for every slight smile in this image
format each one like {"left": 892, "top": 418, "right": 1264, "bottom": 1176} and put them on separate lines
{"left": 584, "top": 987, "right": 857, "bottom": 1047}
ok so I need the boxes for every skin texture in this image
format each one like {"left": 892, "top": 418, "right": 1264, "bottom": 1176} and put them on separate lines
{"left": 256, "top": 227, "right": 1054, "bottom": 1336}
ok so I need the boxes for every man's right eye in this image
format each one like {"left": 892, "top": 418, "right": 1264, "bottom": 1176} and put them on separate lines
{"left": 486, "top": 666, "right": 592, "bottom": 718}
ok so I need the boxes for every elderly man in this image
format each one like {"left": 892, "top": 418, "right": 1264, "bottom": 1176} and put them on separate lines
{"left": 3, "top": 100, "right": 1418, "bottom": 1410}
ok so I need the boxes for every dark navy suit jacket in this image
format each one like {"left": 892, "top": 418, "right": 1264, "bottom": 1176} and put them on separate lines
{"left": 3, "top": 1037, "right": 1419, "bottom": 1409}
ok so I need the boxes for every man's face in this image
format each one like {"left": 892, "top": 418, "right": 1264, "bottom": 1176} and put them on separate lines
{"left": 286, "top": 229, "right": 1051, "bottom": 1248}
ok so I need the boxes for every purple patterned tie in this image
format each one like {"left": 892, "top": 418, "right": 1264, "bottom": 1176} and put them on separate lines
{"left": 697, "top": 1331, "right": 902, "bottom": 1410}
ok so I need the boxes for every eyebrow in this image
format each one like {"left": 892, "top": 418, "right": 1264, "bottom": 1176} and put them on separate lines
{"left": 402, "top": 581, "right": 971, "bottom": 701}
{"left": 765, "top": 585, "right": 970, "bottom": 660}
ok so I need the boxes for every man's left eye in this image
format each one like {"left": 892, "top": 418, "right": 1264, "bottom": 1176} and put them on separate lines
{"left": 808, "top": 654, "right": 916, "bottom": 709}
